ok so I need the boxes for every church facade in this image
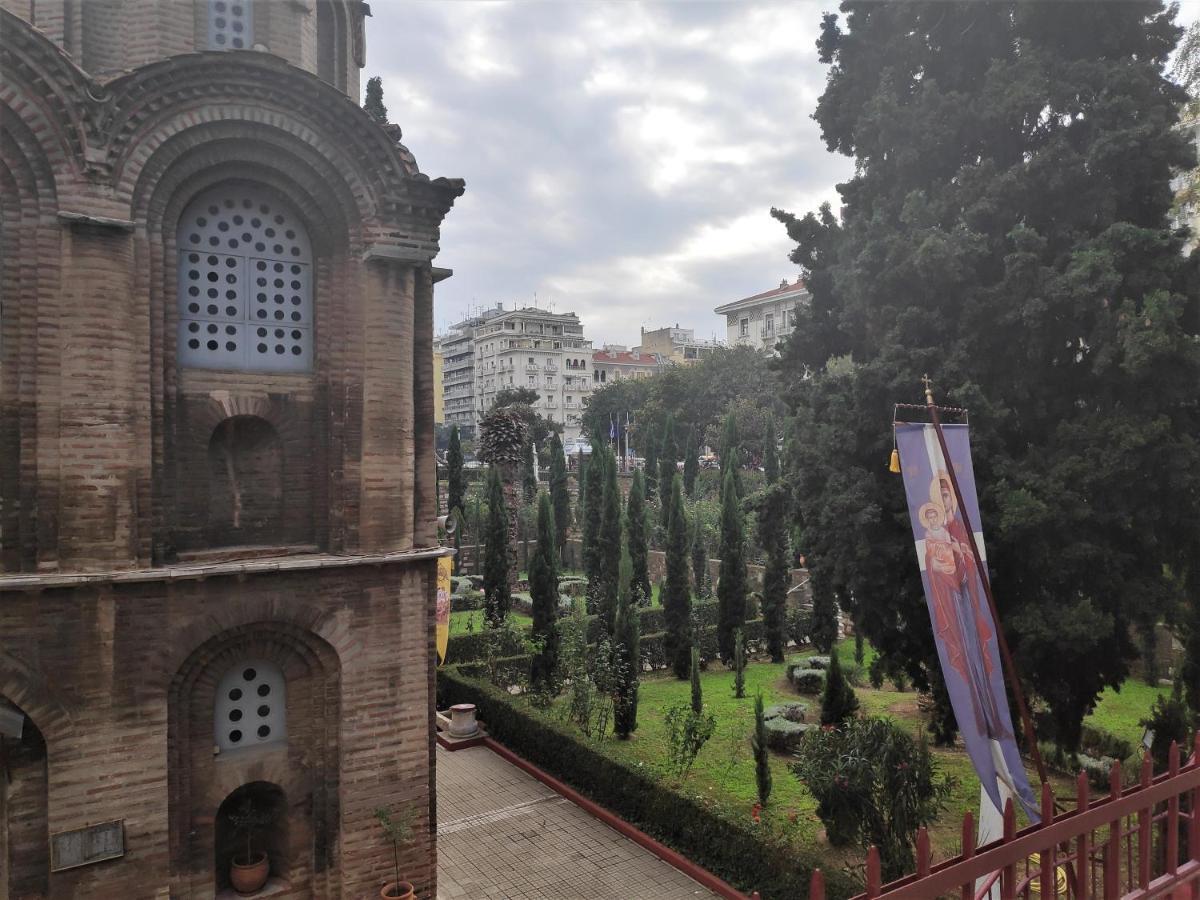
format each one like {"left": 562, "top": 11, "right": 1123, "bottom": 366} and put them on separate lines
{"left": 0, "top": 2, "right": 461, "bottom": 897}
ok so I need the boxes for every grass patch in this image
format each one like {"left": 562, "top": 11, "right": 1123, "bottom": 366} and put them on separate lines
{"left": 1083, "top": 679, "right": 1169, "bottom": 748}
{"left": 449, "top": 609, "right": 532, "bottom": 635}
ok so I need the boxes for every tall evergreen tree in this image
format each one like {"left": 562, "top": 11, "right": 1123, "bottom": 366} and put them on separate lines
{"left": 447, "top": 425, "right": 465, "bottom": 575}
{"left": 809, "top": 581, "right": 839, "bottom": 655}
{"left": 483, "top": 466, "right": 512, "bottom": 626}
{"left": 682, "top": 425, "right": 699, "bottom": 498}
{"left": 549, "top": 433, "right": 571, "bottom": 556}
{"left": 820, "top": 650, "right": 860, "bottom": 727}
{"left": 758, "top": 414, "right": 790, "bottom": 662}
{"left": 719, "top": 411, "right": 741, "bottom": 493}
{"left": 529, "top": 493, "right": 560, "bottom": 691}
{"left": 626, "top": 470, "right": 652, "bottom": 606}
{"left": 596, "top": 446, "right": 623, "bottom": 631}
{"left": 663, "top": 474, "right": 693, "bottom": 679}
{"left": 762, "top": 413, "right": 780, "bottom": 485}
{"left": 690, "top": 644, "right": 703, "bottom": 714}
{"left": 363, "top": 75, "right": 388, "bottom": 123}
{"left": 772, "top": 2, "right": 1200, "bottom": 750}
{"left": 613, "top": 530, "right": 641, "bottom": 738}
{"left": 691, "top": 518, "right": 709, "bottom": 602}
{"left": 657, "top": 415, "right": 677, "bottom": 529}
{"left": 581, "top": 440, "right": 606, "bottom": 604}
{"left": 643, "top": 425, "right": 659, "bottom": 502}
{"left": 522, "top": 439, "right": 537, "bottom": 505}
{"left": 751, "top": 692, "right": 773, "bottom": 806}
{"left": 716, "top": 468, "right": 748, "bottom": 665}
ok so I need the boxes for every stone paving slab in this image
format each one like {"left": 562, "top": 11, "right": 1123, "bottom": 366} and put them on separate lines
{"left": 436, "top": 745, "right": 722, "bottom": 900}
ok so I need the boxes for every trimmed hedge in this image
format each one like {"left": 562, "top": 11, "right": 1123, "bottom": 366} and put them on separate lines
{"left": 438, "top": 667, "right": 855, "bottom": 900}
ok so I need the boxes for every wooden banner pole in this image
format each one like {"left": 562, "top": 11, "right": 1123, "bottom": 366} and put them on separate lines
{"left": 920, "top": 376, "right": 1049, "bottom": 788}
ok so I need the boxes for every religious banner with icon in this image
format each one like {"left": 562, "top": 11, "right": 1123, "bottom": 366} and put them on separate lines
{"left": 436, "top": 555, "right": 452, "bottom": 665}
{"left": 895, "top": 421, "right": 1039, "bottom": 824}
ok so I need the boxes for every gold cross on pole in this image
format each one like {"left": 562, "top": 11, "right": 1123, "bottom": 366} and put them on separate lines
{"left": 921, "top": 373, "right": 935, "bottom": 406}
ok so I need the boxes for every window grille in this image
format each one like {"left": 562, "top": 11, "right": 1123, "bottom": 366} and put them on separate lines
{"left": 214, "top": 660, "right": 286, "bottom": 751}
{"left": 177, "top": 186, "right": 312, "bottom": 372}
{"left": 208, "top": 0, "right": 252, "bottom": 50}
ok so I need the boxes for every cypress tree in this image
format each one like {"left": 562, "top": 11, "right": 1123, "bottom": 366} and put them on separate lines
{"left": 751, "top": 693, "right": 773, "bottom": 807}
{"left": 719, "top": 411, "right": 741, "bottom": 496}
{"left": 447, "top": 425, "right": 465, "bottom": 575}
{"left": 657, "top": 415, "right": 677, "bottom": 529}
{"left": 596, "top": 445, "right": 623, "bottom": 631}
{"left": 581, "top": 441, "right": 605, "bottom": 604}
{"left": 626, "top": 469, "right": 652, "bottom": 606}
{"left": 716, "top": 468, "right": 748, "bottom": 665}
{"left": 483, "top": 466, "right": 511, "bottom": 626}
{"left": 522, "top": 439, "right": 537, "bottom": 504}
{"left": 758, "top": 417, "right": 791, "bottom": 663}
{"left": 732, "top": 627, "right": 746, "bottom": 699}
{"left": 820, "top": 650, "right": 860, "bottom": 727}
{"left": 363, "top": 75, "right": 388, "bottom": 123}
{"left": 810, "top": 581, "right": 839, "bottom": 655}
{"left": 613, "top": 530, "right": 641, "bottom": 738}
{"left": 762, "top": 413, "right": 779, "bottom": 486}
{"left": 682, "top": 425, "right": 699, "bottom": 498}
{"left": 690, "top": 519, "right": 709, "bottom": 602}
{"left": 663, "top": 474, "right": 693, "bottom": 679}
{"left": 690, "top": 645, "right": 703, "bottom": 714}
{"left": 529, "top": 493, "right": 560, "bottom": 691}
{"left": 643, "top": 425, "right": 659, "bottom": 502}
{"left": 549, "top": 433, "right": 571, "bottom": 557}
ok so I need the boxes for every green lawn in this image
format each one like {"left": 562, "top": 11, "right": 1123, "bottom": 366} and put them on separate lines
{"left": 450, "top": 609, "right": 532, "bottom": 635}
{"left": 1083, "top": 678, "right": 1169, "bottom": 748}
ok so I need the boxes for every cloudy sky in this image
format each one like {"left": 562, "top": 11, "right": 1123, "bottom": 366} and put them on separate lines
{"left": 365, "top": 1, "right": 1200, "bottom": 347}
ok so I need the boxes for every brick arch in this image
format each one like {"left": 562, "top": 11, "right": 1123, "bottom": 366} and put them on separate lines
{"left": 167, "top": 619, "right": 343, "bottom": 896}
{"left": 0, "top": 650, "right": 74, "bottom": 744}
{"left": 0, "top": 692, "right": 50, "bottom": 898}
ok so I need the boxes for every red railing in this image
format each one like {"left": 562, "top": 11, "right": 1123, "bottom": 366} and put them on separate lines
{"left": 804, "top": 734, "right": 1200, "bottom": 900}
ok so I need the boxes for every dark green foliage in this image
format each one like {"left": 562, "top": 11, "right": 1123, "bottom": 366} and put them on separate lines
{"left": 792, "top": 717, "right": 954, "bottom": 880}
{"left": 483, "top": 467, "right": 511, "bottom": 626}
{"left": 581, "top": 439, "right": 606, "bottom": 605}
{"left": 809, "top": 582, "right": 838, "bottom": 655}
{"left": 613, "top": 538, "right": 641, "bottom": 739}
{"left": 658, "top": 415, "right": 677, "bottom": 528}
{"left": 690, "top": 645, "right": 703, "bottom": 714}
{"left": 1140, "top": 680, "right": 1193, "bottom": 772}
{"left": 716, "top": 469, "right": 748, "bottom": 665}
{"left": 663, "top": 475, "right": 693, "bottom": 679}
{"left": 522, "top": 440, "right": 537, "bottom": 505}
{"left": 854, "top": 631, "right": 864, "bottom": 666}
{"left": 626, "top": 470, "right": 652, "bottom": 606}
{"left": 683, "top": 426, "right": 699, "bottom": 497}
{"left": 529, "top": 494, "right": 560, "bottom": 692}
{"left": 762, "top": 413, "right": 780, "bottom": 485}
{"left": 447, "top": 425, "right": 465, "bottom": 575}
{"left": 363, "top": 75, "right": 388, "bottom": 123}
{"left": 774, "top": 1, "right": 1200, "bottom": 754}
{"left": 643, "top": 427, "right": 659, "bottom": 502}
{"left": 819, "top": 650, "right": 860, "bottom": 726}
{"left": 438, "top": 668, "right": 854, "bottom": 899}
{"left": 549, "top": 433, "right": 571, "bottom": 554}
{"left": 492, "top": 386, "right": 561, "bottom": 449}
{"left": 757, "top": 477, "right": 790, "bottom": 663}
{"left": 665, "top": 646, "right": 717, "bottom": 776}
{"left": 690, "top": 519, "right": 709, "bottom": 602}
{"left": 596, "top": 446, "right": 623, "bottom": 631}
{"left": 732, "top": 628, "right": 746, "bottom": 699}
{"left": 751, "top": 693, "right": 773, "bottom": 807}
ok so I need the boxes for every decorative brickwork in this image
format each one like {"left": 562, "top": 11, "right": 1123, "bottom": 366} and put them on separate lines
{"left": 0, "top": 5, "right": 462, "bottom": 897}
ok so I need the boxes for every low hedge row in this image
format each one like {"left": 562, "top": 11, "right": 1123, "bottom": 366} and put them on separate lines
{"left": 438, "top": 667, "right": 855, "bottom": 900}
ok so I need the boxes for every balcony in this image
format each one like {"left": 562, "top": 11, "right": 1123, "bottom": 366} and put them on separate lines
{"left": 544, "top": 363, "right": 558, "bottom": 372}
{"left": 526, "top": 364, "right": 540, "bottom": 373}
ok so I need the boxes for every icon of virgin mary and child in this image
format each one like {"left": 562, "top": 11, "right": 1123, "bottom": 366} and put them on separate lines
{"left": 919, "top": 473, "right": 1012, "bottom": 742}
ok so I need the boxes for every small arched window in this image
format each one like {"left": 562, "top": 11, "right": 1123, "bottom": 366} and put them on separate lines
{"left": 177, "top": 185, "right": 313, "bottom": 372}
{"left": 214, "top": 660, "right": 286, "bottom": 752}
{"left": 208, "top": 0, "right": 253, "bottom": 50}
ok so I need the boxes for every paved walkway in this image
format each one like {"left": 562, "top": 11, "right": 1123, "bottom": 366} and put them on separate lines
{"left": 436, "top": 744, "right": 722, "bottom": 900}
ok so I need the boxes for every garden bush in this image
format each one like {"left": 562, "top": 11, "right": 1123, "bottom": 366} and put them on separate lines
{"left": 1077, "top": 752, "right": 1116, "bottom": 790}
{"left": 1079, "top": 724, "right": 1133, "bottom": 762}
{"left": 805, "top": 655, "right": 831, "bottom": 671}
{"left": 763, "top": 718, "right": 813, "bottom": 753}
{"left": 763, "top": 702, "right": 808, "bottom": 723}
{"left": 437, "top": 666, "right": 855, "bottom": 899}
{"left": 789, "top": 668, "right": 825, "bottom": 694}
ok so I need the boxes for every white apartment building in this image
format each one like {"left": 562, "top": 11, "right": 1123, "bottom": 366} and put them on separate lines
{"left": 714, "top": 276, "right": 809, "bottom": 354}
{"left": 592, "top": 345, "right": 664, "bottom": 385}
{"left": 469, "top": 306, "right": 594, "bottom": 442}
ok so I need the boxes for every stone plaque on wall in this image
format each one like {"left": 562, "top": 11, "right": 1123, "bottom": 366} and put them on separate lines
{"left": 49, "top": 820, "right": 125, "bottom": 871}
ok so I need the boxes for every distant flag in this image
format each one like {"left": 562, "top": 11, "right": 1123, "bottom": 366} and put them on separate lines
{"left": 609, "top": 416, "right": 616, "bottom": 443}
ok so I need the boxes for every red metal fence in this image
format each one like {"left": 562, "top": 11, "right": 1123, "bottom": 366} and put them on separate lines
{"left": 805, "top": 735, "right": 1200, "bottom": 900}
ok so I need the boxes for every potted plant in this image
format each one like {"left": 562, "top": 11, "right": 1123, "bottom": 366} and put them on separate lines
{"left": 375, "top": 804, "right": 419, "bottom": 899}
{"left": 228, "top": 797, "right": 272, "bottom": 894}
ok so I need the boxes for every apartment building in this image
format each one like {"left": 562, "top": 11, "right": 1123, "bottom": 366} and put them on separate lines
{"left": 592, "top": 345, "right": 665, "bottom": 385}
{"left": 635, "top": 325, "right": 721, "bottom": 365}
{"left": 714, "top": 277, "right": 810, "bottom": 354}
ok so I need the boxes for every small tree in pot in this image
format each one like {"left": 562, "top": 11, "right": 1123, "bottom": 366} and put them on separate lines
{"left": 375, "top": 805, "right": 419, "bottom": 899}
{"left": 228, "top": 797, "right": 272, "bottom": 894}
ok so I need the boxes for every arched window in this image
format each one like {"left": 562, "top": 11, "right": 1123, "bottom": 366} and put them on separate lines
{"left": 177, "top": 185, "right": 312, "bottom": 372}
{"left": 208, "top": 0, "right": 253, "bottom": 50}
{"left": 214, "top": 660, "right": 286, "bottom": 752}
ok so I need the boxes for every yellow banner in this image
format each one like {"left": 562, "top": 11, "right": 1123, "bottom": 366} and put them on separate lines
{"left": 436, "top": 555, "right": 452, "bottom": 665}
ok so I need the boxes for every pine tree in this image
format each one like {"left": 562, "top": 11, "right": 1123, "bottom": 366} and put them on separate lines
{"left": 596, "top": 445, "right": 623, "bottom": 631}
{"left": 363, "top": 75, "right": 388, "bottom": 124}
{"left": 549, "top": 433, "right": 571, "bottom": 557}
{"left": 626, "top": 469, "right": 652, "bottom": 606}
{"left": 773, "top": 1, "right": 1200, "bottom": 752}
{"left": 751, "top": 692, "right": 773, "bottom": 806}
{"left": 682, "top": 425, "right": 699, "bottom": 498}
{"left": 613, "top": 530, "right": 641, "bottom": 738}
{"left": 690, "top": 518, "right": 709, "bottom": 602}
{"left": 529, "top": 493, "right": 560, "bottom": 691}
{"left": 522, "top": 439, "right": 537, "bottom": 505}
{"left": 820, "top": 650, "right": 860, "bottom": 727}
{"left": 483, "top": 466, "right": 511, "bottom": 626}
{"left": 657, "top": 415, "right": 677, "bottom": 529}
{"left": 663, "top": 474, "right": 693, "bottom": 679}
{"left": 810, "top": 582, "right": 839, "bottom": 655}
{"left": 716, "top": 468, "right": 748, "bottom": 665}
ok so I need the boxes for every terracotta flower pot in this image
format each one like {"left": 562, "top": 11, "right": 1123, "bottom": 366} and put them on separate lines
{"left": 380, "top": 882, "right": 414, "bottom": 900}
{"left": 230, "top": 852, "right": 269, "bottom": 895}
